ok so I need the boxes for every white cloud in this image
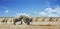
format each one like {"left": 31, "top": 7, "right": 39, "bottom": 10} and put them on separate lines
{"left": 39, "top": 7, "right": 60, "bottom": 17}
{"left": 16, "top": 13, "right": 19, "bottom": 15}
{"left": 5, "top": 10, "right": 8, "bottom": 13}
{"left": 19, "top": 13, "right": 30, "bottom": 16}
{"left": 16, "top": 13, "right": 30, "bottom": 16}
{"left": 39, "top": 11, "right": 46, "bottom": 16}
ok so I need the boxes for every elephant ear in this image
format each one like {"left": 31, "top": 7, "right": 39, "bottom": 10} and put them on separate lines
{"left": 30, "top": 18, "right": 32, "bottom": 22}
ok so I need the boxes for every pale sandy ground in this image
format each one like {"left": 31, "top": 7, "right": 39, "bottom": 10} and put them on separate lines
{"left": 0, "top": 17, "right": 60, "bottom": 29}
{"left": 0, "top": 24, "right": 60, "bottom": 29}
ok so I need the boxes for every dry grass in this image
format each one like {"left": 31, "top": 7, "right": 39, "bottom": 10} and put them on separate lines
{"left": 0, "top": 17, "right": 60, "bottom": 29}
{"left": 0, "top": 24, "right": 60, "bottom": 29}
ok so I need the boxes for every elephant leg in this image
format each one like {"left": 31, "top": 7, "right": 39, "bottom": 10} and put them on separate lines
{"left": 19, "top": 21, "right": 22, "bottom": 25}
{"left": 14, "top": 22, "right": 16, "bottom": 25}
{"left": 27, "top": 20, "right": 30, "bottom": 25}
{"left": 21, "top": 20, "right": 23, "bottom": 24}
{"left": 27, "top": 21, "right": 30, "bottom": 25}
{"left": 13, "top": 20, "right": 17, "bottom": 25}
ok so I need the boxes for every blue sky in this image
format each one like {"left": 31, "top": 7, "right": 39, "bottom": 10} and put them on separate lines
{"left": 0, "top": 0, "right": 60, "bottom": 17}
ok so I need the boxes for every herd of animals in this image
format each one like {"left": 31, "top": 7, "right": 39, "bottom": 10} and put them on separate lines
{"left": 1, "top": 15, "right": 32, "bottom": 25}
{"left": 0, "top": 15, "right": 60, "bottom": 25}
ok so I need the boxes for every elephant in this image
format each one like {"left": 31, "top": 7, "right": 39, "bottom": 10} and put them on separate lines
{"left": 13, "top": 15, "right": 32, "bottom": 25}
{"left": 23, "top": 17, "right": 32, "bottom": 25}
{"left": 13, "top": 15, "right": 23, "bottom": 25}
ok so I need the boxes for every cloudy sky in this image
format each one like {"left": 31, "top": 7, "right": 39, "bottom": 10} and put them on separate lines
{"left": 0, "top": 0, "right": 60, "bottom": 17}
